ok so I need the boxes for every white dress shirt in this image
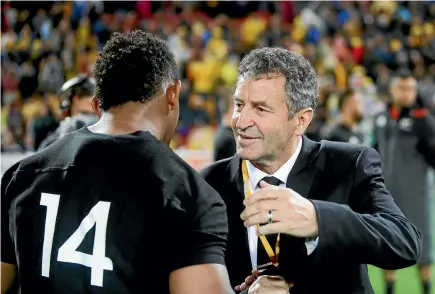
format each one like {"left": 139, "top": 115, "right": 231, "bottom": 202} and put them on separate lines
{"left": 245, "top": 137, "right": 319, "bottom": 270}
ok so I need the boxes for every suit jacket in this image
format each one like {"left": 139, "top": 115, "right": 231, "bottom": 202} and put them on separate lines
{"left": 201, "top": 136, "right": 422, "bottom": 294}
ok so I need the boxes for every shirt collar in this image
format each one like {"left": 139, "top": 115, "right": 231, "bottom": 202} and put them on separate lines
{"left": 246, "top": 136, "right": 302, "bottom": 189}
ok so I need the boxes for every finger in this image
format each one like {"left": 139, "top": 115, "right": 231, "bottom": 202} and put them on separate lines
{"left": 259, "top": 276, "right": 290, "bottom": 289}
{"left": 244, "top": 209, "right": 286, "bottom": 227}
{"left": 243, "top": 211, "right": 268, "bottom": 227}
{"left": 258, "top": 180, "right": 273, "bottom": 189}
{"left": 239, "top": 282, "right": 248, "bottom": 291}
{"left": 245, "top": 275, "right": 256, "bottom": 284}
{"left": 235, "top": 275, "right": 256, "bottom": 292}
{"left": 243, "top": 186, "right": 287, "bottom": 206}
{"left": 252, "top": 269, "right": 260, "bottom": 277}
{"left": 243, "top": 190, "right": 279, "bottom": 206}
{"left": 240, "top": 200, "right": 280, "bottom": 221}
{"left": 257, "top": 222, "right": 288, "bottom": 236}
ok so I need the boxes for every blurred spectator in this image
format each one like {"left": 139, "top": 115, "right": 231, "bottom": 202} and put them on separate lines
{"left": 1, "top": 127, "right": 24, "bottom": 153}
{"left": 1, "top": 1, "right": 434, "bottom": 153}
{"left": 29, "top": 102, "right": 58, "bottom": 150}
{"left": 38, "top": 75, "right": 97, "bottom": 151}
{"left": 38, "top": 54, "right": 64, "bottom": 94}
{"left": 326, "top": 89, "right": 365, "bottom": 144}
{"left": 372, "top": 70, "right": 435, "bottom": 294}
{"left": 214, "top": 88, "right": 236, "bottom": 161}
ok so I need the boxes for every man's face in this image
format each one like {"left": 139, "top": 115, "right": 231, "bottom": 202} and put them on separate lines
{"left": 72, "top": 95, "right": 94, "bottom": 116}
{"left": 346, "top": 93, "right": 364, "bottom": 123}
{"left": 390, "top": 77, "right": 417, "bottom": 107}
{"left": 231, "top": 75, "right": 299, "bottom": 163}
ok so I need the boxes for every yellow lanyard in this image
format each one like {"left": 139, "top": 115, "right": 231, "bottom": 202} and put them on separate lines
{"left": 242, "top": 160, "right": 280, "bottom": 267}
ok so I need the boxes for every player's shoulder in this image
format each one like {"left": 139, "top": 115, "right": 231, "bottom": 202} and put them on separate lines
{"left": 11, "top": 137, "right": 73, "bottom": 175}
{"left": 159, "top": 150, "right": 226, "bottom": 208}
{"left": 159, "top": 147, "right": 217, "bottom": 188}
{"left": 199, "top": 156, "right": 233, "bottom": 181}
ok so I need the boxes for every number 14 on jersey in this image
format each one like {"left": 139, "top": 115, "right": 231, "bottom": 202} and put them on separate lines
{"left": 40, "top": 193, "right": 113, "bottom": 287}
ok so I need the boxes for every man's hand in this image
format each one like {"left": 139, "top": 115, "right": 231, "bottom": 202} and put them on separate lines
{"left": 240, "top": 181, "right": 318, "bottom": 238}
{"left": 1, "top": 262, "right": 17, "bottom": 294}
{"left": 234, "top": 270, "right": 260, "bottom": 292}
{"left": 248, "top": 275, "right": 291, "bottom": 294}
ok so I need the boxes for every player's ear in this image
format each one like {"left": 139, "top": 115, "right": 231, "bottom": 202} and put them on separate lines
{"left": 166, "top": 80, "right": 181, "bottom": 111}
{"left": 91, "top": 96, "right": 102, "bottom": 118}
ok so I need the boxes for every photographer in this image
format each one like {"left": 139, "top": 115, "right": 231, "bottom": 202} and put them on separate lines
{"left": 38, "top": 75, "right": 98, "bottom": 150}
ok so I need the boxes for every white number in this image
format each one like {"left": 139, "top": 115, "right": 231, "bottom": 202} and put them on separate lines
{"left": 40, "top": 193, "right": 113, "bottom": 287}
{"left": 40, "top": 193, "right": 60, "bottom": 278}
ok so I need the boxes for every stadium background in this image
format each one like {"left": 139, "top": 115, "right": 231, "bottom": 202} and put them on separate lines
{"left": 1, "top": 1, "right": 434, "bottom": 293}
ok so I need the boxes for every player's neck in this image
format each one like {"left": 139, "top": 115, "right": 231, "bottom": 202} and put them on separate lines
{"left": 90, "top": 111, "right": 162, "bottom": 140}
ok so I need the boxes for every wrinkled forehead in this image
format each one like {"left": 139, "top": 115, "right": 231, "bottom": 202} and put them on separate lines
{"left": 234, "top": 74, "right": 286, "bottom": 101}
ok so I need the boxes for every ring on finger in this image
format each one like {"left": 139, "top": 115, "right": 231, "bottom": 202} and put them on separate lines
{"left": 267, "top": 210, "right": 273, "bottom": 224}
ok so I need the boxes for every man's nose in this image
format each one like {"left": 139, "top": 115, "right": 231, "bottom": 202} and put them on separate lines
{"left": 235, "top": 108, "right": 254, "bottom": 130}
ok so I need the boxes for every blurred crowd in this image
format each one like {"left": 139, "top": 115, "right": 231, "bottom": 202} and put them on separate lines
{"left": 1, "top": 1, "right": 435, "bottom": 152}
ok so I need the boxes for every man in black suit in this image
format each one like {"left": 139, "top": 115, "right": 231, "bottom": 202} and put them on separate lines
{"left": 201, "top": 47, "right": 422, "bottom": 294}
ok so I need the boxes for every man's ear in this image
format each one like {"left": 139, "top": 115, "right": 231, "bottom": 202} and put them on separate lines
{"left": 91, "top": 96, "right": 102, "bottom": 118}
{"left": 294, "top": 108, "right": 313, "bottom": 136}
{"left": 166, "top": 80, "right": 181, "bottom": 111}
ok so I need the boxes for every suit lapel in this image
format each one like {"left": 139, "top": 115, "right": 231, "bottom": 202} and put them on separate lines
{"left": 286, "top": 136, "right": 323, "bottom": 199}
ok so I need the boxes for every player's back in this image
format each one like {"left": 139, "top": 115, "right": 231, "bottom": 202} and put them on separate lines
{"left": 1, "top": 127, "right": 227, "bottom": 294}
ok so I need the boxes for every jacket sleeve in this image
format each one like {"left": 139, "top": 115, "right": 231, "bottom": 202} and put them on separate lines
{"left": 309, "top": 147, "right": 422, "bottom": 269}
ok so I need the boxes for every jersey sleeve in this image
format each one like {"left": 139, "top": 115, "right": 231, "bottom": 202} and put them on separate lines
{"left": 1, "top": 163, "right": 19, "bottom": 265}
{"left": 164, "top": 171, "right": 228, "bottom": 274}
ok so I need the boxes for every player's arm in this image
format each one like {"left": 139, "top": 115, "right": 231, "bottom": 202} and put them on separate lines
{"left": 1, "top": 263, "right": 17, "bottom": 294}
{"left": 165, "top": 169, "right": 233, "bottom": 294}
{"left": 1, "top": 163, "right": 20, "bottom": 293}
{"left": 169, "top": 264, "right": 234, "bottom": 294}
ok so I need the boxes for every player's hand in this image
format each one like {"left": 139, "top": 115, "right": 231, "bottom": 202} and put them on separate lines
{"left": 240, "top": 181, "right": 318, "bottom": 238}
{"left": 234, "top": 270, "right": 260, "bottom": 292}
{"left": 248, "top": 275, "right": 292, "bottom": 294}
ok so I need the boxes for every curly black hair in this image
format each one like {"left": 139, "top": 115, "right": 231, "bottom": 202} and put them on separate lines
{"left": 93, "top": 30, "right": 178, "bottom": 111}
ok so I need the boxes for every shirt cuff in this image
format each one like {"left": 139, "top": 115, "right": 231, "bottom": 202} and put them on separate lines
{"left": 305, "top": 237, "right": 319, "bottom": 255}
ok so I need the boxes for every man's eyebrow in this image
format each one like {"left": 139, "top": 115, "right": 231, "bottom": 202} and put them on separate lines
{"left": 252, "top": 100, "right": 269, "bottom": 107}
{"left": 234, "top": 97, "right": 243, "bottom": 102}
{"left": 234, "top": 97, "right": 272, "bottom": 108}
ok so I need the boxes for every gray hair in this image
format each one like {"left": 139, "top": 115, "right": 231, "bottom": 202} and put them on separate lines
{"left": 237, "top": 47, "right": 319, "bottom": 116}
